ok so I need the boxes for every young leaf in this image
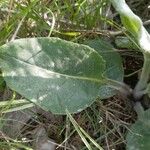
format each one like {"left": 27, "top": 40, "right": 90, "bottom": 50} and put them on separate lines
{"left": 84, "top": 39, "right": 124, "bottom": 99}
{"left": 111, "top": 0, "right": 150, "bottom": 53}
{"left": 0, "top": 37, "right": 106, "bottom": 114}
{"left": 126, "top": 108, "right": 150, "bottom": 150}
{"left": 115, "top": 36, "right": 139, "bottom": 50}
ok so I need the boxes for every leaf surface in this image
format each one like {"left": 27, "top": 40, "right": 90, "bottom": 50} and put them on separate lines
{"left": 0, "top": 37, "right": 106, "bottom": 114}
{"left": 126, "top": 108, "right": 150, "bottom": 150}
{"left": 83, "top": 39, "right": 123, "bottom": 99}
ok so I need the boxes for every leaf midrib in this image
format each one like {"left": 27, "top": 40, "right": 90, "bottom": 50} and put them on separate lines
{"left": 1, "top": 53, "right": 106, "bottom": 84}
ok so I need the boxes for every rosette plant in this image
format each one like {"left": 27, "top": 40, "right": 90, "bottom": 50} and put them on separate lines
{"left": 0, "top": 0, "right": 149, "bottom": 149}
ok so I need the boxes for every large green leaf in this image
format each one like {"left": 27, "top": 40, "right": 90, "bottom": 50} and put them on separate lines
{"left": 0, "top": 37, "right": 106, "bottom": 114}
{"left": 126, "top": 108, "right": 150, "bottom": 150}
{"left": 83, "top": 39, "right": 124, "bottom": 99}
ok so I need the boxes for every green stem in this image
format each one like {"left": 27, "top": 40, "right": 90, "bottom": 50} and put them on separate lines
{"left": 106, "top": 78, "right": 132, "bottom": 96}
{"left": 134, "top": 102, "right": 144, "bottom": 117}
{"left": 133, "top": 53, "right": 150, "bottom": 99}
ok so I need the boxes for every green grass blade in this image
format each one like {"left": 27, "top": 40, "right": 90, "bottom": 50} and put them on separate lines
{"left": 66, "top": 110, "right": 103, "bottom": 150}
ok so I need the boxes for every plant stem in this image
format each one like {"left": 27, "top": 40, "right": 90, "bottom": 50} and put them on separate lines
{"left": 106, "top": 78, "right": 132, "bottom": 96}
{"left": 134, "top": 102, "right": 144, "bottom": 117}
{"left": 133, "top": 53, "right": 150, "bottom": 99}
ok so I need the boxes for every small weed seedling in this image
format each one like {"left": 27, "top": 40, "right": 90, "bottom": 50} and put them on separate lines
{"left": 0, "top": 0, "right": 149, "bottom": 149}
